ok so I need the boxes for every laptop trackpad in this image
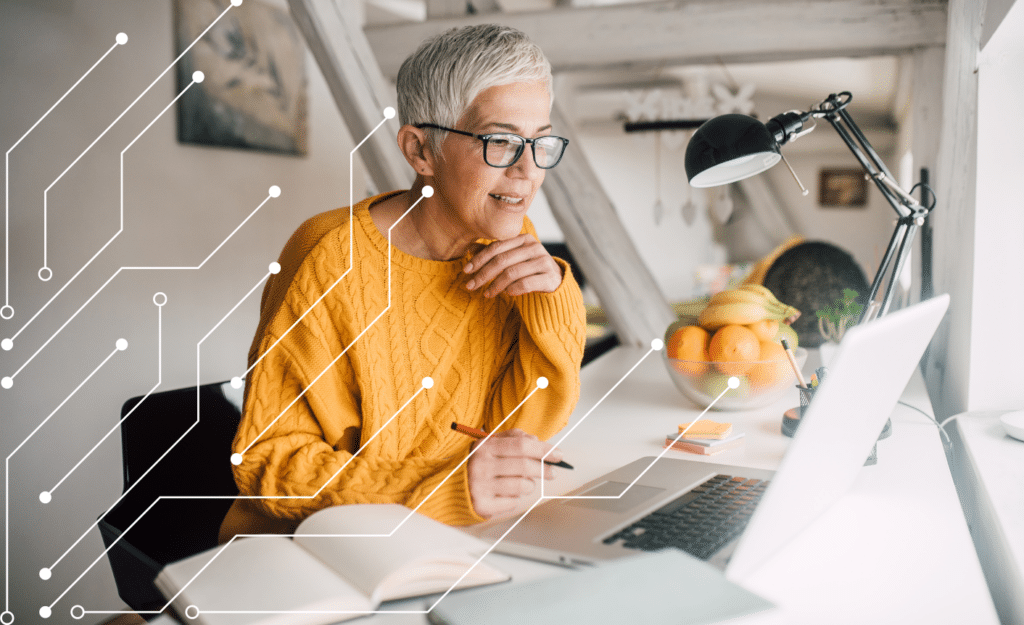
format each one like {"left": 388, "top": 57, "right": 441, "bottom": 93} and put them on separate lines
{"left": 564, "top": 481, "right": 665, "bottom": 514}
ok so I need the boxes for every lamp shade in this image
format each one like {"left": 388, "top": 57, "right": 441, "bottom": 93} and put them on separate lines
{"left": 685, "top": 114, "right": 782, "bottom": 187}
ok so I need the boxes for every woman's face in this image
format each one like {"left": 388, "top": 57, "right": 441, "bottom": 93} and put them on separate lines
{"left": 429, "top": 81, "right": 551, "bottom": 243}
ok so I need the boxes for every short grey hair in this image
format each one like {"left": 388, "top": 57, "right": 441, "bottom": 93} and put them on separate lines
{"left": 396, "top": 24, "right": 553, "bottom": 154}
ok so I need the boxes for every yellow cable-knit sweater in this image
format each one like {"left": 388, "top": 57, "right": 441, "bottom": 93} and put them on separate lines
{"left": 219, "top": 191, "right": 586, "bottom": 540}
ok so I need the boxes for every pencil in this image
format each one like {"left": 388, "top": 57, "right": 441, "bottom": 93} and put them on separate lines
{"left": 450, "top": 422, "right": 573, "bottom": 469}
{"left": 780, "top": 339, "right": 809, "bottom": 388}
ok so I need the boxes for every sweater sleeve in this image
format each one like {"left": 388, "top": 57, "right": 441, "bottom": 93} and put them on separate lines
{"left": 232, "top": 235, "right": 485, "bottom": 527}
{"left": 481, "top": 225, "right": 587, "bottom": 440}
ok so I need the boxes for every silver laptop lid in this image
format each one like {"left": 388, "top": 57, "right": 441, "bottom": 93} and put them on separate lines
{"left": 725, "top": 294, "right": 949, "bottom": 581}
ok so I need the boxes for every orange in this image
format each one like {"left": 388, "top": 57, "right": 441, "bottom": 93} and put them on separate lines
{"left": 746, "top": 319, "right": 779, "bottom": 343}
{"left": 666, "top": 325, "right": 710, "bottom": 376}
{"left": 708, "top": 325, "right": 760, "bottom": 375}
{"left": 747, "top": 340, "right": 791, "bottom": 388}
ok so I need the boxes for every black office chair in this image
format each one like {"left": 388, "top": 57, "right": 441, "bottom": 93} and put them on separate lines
{"left": 542, "top": 241, "right": 620, "bottom": 366}
{"left": 99, "top": 382, "right": 242, "bottom": 613}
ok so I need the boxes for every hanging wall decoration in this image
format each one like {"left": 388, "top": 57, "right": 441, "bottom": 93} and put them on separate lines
{"left": 173, "top": 0, "right": 308, "bottom": 155}
{"left": 623, "top": 72, "right": 756, "bottom": 225}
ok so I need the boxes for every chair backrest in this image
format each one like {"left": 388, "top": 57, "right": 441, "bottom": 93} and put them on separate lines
{"left": 100, "top": 381, "right": 242, "bottom": 611}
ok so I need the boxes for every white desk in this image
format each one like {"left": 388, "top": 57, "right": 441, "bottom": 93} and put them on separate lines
{"left": 514, "top": 345, "right": 998, "bottom": 625}
{"left": 950, "top": 411, "right": 1024, "bottom": 624}
{"left": 149, "top": 346, "right": 998, "bottom": 625}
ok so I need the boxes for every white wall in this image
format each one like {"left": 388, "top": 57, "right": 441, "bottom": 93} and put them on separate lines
{"left": 924, "top": 0, "right": 1024, "bottom": 419}
{"left": 760, "top": 149, "right": 898, "bottom": 282}
{"left": 966, "top": 0, "right": 1024, "bottom": 412}
{"left": 0, "top": 0, "right": 362, "bottom": 621}
{"left": 560, "top": 125, "right": 727, "bottom": 301}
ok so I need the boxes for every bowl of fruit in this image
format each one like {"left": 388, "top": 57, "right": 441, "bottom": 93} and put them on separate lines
{"left": 663, "top": 285, "right": 807, "bottom": 411}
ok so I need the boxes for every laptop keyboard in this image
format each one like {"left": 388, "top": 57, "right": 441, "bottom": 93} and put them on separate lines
{"left": 601, "top": 474, "right": 769, "bottom": 560}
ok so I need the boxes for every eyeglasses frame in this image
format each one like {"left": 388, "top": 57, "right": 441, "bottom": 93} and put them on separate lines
{"left": 414, "top": 123, "right": 569, "bottom": 169}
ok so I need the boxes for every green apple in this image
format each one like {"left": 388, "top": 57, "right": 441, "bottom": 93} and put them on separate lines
{"left": 773, "top": 322, "right": 799, "bottom": 350}
{"left": 699, "top": 371, "right": 750, "bottom": 400}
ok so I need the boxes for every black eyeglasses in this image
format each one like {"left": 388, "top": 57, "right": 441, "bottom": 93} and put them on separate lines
{"left": 415, "top": 123, "right": 569, "bottom": 169}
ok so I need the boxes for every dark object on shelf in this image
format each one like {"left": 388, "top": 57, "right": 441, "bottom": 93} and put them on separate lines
{"left": 99, "top": 382, "right": 241, "bottom": 613}
{"left": 762, "top": 242, "right": 869, "bottom": 348}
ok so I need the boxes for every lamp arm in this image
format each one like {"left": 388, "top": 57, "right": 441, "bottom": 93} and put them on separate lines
{"left": 803, "top": 93, "right": 932, "bottom": 321}
{"left": 818, "top": 108, "right": 919, "bottom": 218}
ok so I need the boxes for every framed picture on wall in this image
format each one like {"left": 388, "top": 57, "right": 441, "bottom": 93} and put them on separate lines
{"left": 173, "top": 0, "right": 308, "bottom": 155}
{"left": 818, "top": 168, "right": 868, "bottom": 207}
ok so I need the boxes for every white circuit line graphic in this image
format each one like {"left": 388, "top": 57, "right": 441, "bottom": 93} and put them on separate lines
{"left": 0, "top": 1, "right": 736, "bottom": 619}
{"left": 5, "top": 341, "right": 129, "bottom": 621}
{"left": 1, "top": 1, "right": 238, "bottom": 331}
{"left": 38, "top": 294, "right": 165, "bottom": 581}
{"left": 2, "top": 32, "right": 128, "bottom": 321}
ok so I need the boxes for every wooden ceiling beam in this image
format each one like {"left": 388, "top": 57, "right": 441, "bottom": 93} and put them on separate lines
{"left": 365, "top": 0, "right": 947, "bottom": 78}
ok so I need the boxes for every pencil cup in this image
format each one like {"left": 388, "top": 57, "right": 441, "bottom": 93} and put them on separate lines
{"left": 781, "top": 385, "right": 817, "bottom": 438}
{"left": 797, "top": 385, "right": 817, "bottom": 417}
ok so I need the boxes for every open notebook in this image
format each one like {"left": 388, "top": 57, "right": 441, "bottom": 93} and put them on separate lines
{"left": 155, "top": 504, "right": 509, "bottom": 625}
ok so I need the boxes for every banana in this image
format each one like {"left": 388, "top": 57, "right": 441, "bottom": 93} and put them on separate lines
{"left": 698, "top": 302, "right": 772, "bottom": 329}
{"left": 735, "top": 284, "right": 777, "bottom": 299}
{"left": 701, "top": 286, "right": 801, "bottom": 330}
{"left": 733, "top": 285, "right": 800, "bottom": 320}
{"left": 708, "top": 289, "right": 770, "bottom": 307}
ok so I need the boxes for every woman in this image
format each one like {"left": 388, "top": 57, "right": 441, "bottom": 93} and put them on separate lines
{"left": 218, "top": 24, "right": 586, "bottom": 540}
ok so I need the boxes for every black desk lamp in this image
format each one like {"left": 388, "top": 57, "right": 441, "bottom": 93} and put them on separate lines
{"left": 684, "top": 92, "right": 935, "bottom": 321}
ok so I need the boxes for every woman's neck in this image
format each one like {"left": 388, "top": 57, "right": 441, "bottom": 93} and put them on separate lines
{"left": 370, "top": 184, "right": 476, "bottom": 262}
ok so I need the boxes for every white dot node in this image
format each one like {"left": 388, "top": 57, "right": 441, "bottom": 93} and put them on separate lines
{"left": 269, "top": 185, "right": 281, "bottom": 198}
{"left": 1, "top": 610, "right": 13, "bottom": 625}
{"left": 421, "top": 185, "right": 434, "bottom": 198}
{"left": 71, "top": 606, "right": 86, "bottom": 620}
{"left": 39, "top": 568, "right": 51, "bottom": 580}
{"left": 651, "top": 338, "right": 664, "bottom": 351}
{"left": 421, "top": 377, "right": 434, "bottom": 389}
{"left": 536, "top": 377, "right": 549, "bottom": 389}
{"left": 230, "top": 376, "right": 243, "bottom": 389}
{"left": 40, "top": 607, "right": 52, "bottom": 619}
{"left": 0, "top": 306, "right": 12, "bottom": 320}
{"left": 116, "top": 33, "right": 128, "bottom": 45}
{"left": 116, "top": 338, "right": 128, "bottom": 351}
{"left": 1, "top": 377, "right": 12, "bottom": 390}
{"left": 192, "top": 70, "right": 205, "bottom": 83}
{"left": 383, "top": 106, "right": 396, "bottom": 119}
{"left": 39, "top": 267, "right": 53, "bottom": 281}
{"left": 269, "top": 262, "right": 281, "bottom": 274}
{"left": 230, "top": 0, "right": 243, "bottom": 5}
{"left": 39, "top": 491, "right": 51, "bottom": 504}
{"left": 727, "top": 376, "right": 740, "bottom": 389}
{"left": 231, "top": 453, "right": 243, "bottom": 466}
{"left": 153, "top": 292, "right": 167, "bottom": 306}
{"left": 185, "top": 605, "right": 201, "bottom": 619}
{"left": 1, "top": 338, "right": 12, "bottom": 351}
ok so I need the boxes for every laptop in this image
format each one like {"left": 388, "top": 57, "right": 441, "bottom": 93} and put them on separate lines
{"left": 470, "top": 294, "right": 949, "bottom": 583}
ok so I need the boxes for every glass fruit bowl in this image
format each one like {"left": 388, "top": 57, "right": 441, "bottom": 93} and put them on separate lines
{"left": 661, "top": 347, "right": 808, "bottom": 411}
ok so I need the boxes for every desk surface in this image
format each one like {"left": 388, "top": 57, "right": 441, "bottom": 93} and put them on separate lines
{"left": 499, "top": 346, "right": 997, "bottom": 625}
{"left": 150, "top": 346, "right": 998, "bottom": 625}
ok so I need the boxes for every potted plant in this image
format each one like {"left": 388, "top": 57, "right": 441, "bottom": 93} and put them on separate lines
{"left": 815, "top": 288, "right": 862, "bottom": 365}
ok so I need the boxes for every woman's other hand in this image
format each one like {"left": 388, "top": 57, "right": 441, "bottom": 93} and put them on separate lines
{"left": 467, "top": 428, "right": 563, "bottom": 519}
{"left": 464, "top": 235, "right": 562, "bottom": 298}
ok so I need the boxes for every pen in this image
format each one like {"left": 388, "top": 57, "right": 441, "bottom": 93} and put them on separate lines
{"left": 780, "top": 339, "right": 809, "bottom": 388}
{"left": 450, "top": 422, "right": 574, "bottom": 469}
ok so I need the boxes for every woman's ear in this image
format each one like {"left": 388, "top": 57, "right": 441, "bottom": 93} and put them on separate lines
{"left": 397, "top": 125, "right": 435, "bottom": 177}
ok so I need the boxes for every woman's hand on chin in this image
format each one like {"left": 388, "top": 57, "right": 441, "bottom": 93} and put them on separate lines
{"left": 466, "top": 428, "right": 561, "bottom": 519}
{"left": 463, "top": 234, "right": 563, "bottom": 298}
